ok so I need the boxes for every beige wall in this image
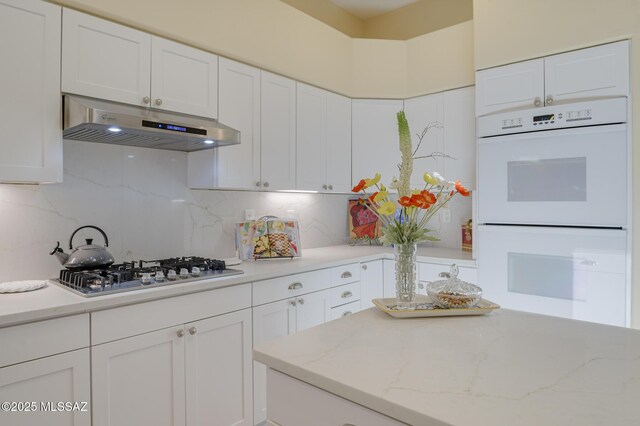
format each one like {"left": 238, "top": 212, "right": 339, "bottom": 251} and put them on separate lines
{"left": 474, "top": 0, "right": 640, "bottom": 328}
{"left": 350, "top": 39, "right": 407, "bottom": 98}
{"left": 279, "top": 0, "right": 364, "bottom": 38}
{"left": 364, "top": 0, "right": 473, "bottom": 41}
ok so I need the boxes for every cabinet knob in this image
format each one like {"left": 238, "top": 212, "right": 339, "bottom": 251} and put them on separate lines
{"left": 290, "top": 299, "right": 297, "bottom": 306}
{"left": 341, "top": 271, "right": 352, "bottom": 279}
{"left": 188, "top": 326, "right": 197, "bottom": 335}
{"left": 534, "top": 97, "right": 542, "bottom": 107}
{"left": 288, "top": 282, "right": 303, "bottom": 290}
{"left": 256, "top": 181, "right": 261, "bottom": 188}
{"left": 142, "top": 96, "right": 150, "bottom": 104}
{"left": 263, "top": 181, "right": 269, "bottom": 188}
{"left": 341, "top": 291, "right": 353, "bottom": 299}
{"left": 328, "top": 184, "right": 333, "bottom": 190}
{"left": 546, "top": 95, "right": 554, "bottom": 105}
{"left": 322, "top": 184, "right": 328, "bottom": 190}
{"left": 361, "top": 264, "right": 367, "bottom": 270}
{"left": 176, "top": 329, "right": 185, "bottom": 338}
{"left": 155, "top": 98, "right": 163, "bottom": 106}
{"left": 342, "top": 311, "right": 353, "bottom": 317}
{"left": 297, "top": 297, "right": 304, "bottom": 305}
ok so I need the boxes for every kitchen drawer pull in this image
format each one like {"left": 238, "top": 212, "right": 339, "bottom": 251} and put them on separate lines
{"left": 289, "top": 299, "right": 297, "bottom": 306}
{"left": 176, "top": 329, "right": 185, "bottom": 338}
{"left": 341, "top": 423, "right": 356, "bottom": 426}
{"left": 340, "top": 271, "right": 352, "bottom": 279}
{"left": 580, "top": 260, "right": 598, "bottom": 266}
{"left": 438, "top": 272, "right": 451, "bottom": 278}
{"left": 341, "top": 291, "right": 353, "bottom": 299}
{"left": 155, "top": 98, "right": 163, "bottom": 106}
{"left": 288, "top": 282, "right": 303, "bottom": 290}
{"left": 298, "top": 297, "right": 304, "bottom": 305}
{"left": 342, "top": 311, "right": 353, "bottom": 317}
{"left": 361, "top": 264, "right": 367, "bottom": 270}
{"left": 188, "top": 327, "right": 197, "bottom": 335}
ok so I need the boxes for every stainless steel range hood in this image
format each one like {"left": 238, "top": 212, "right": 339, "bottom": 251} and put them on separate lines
{"left": 63, "top": 95, "right": 240, "bottom": 152}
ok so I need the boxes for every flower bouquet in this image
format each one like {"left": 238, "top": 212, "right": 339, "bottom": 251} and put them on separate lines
{"left": 352, "top": 110, "right": 470, "bottom": 308}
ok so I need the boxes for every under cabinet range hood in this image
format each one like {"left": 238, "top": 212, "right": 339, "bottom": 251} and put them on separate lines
{"left": 62, "top": 95, "right": 240, "bottom": 152}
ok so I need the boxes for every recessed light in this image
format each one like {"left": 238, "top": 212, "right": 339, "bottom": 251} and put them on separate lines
{"left": 108, "top": 126, "right": 122, "bottom": 132}
{"left": 203, "top": 139, "right": 215, "bottom": 145}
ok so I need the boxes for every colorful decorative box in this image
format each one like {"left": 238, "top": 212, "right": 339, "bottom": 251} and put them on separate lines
{"left": 236, "top": 216, "right": 301, "bottom": 260}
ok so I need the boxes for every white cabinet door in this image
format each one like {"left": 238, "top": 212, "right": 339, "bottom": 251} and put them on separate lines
{"left": 0, "top": 0, "right": 62, "bottom": 183}
{"left": 443, "top": 86, "right": 476, "bottom": 189}
{"left": 352, "top": 99, "right": 403, "bottom": 191}
{"left": 0, "top": 349, "right": 91, "bottom": 426}
{"left": 186, "top": 309, "right": 253, "bottom": 426}
{"left": 545, "top": 41, "right": 629, "bottom": 104}
{"left": 261, "top": 71, "right": 296, "bottom": 190}
{"left": 475, "top": 59, "right": 544, "bottom": 116}
{"left": 296, "top": 83, "right": 327, "bottom": 192}
{"left": 62, "top": 8, "right": 151, "bottom": 107}
{"left": 360, "top": 260, "right": 384, "bottom": 309}
{"left": 403, "top": 93, "right": 444, "bottom": 187}
{"left": 325, "top": 92, "right": 352, "bottom": 193}
{"left": 92, "top": 327, "right": 186, "bottom": 426}
{"left": 252, "top": 299, "right": 296, "bottom": 425}
{"left": 151, "top": 36, "right": 218, "bottom": 118}
{"left": 382, "top": 259, "right": 396, "bottom": 298}
{"left": 295, "top": 289, "right": 331, "bottom": 332}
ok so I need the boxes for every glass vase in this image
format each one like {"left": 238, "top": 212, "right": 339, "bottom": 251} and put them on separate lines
{"left": 394, "top": 243, "right": 417, "bottom": 309}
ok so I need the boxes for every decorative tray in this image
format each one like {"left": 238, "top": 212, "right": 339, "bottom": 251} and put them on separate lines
{"left": 372, "top": 295, "right": 500, "bottom": 319}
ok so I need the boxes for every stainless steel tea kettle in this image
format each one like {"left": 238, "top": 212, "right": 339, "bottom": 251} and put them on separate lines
{"left": 50, "top": 225, "right": 115, "bottom": 270}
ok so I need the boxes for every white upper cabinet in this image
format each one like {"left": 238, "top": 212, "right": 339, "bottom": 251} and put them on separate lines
{"left": 352, "top": 99, "right": 404, "bottom": 191}
{"left": 476, "top": 58, "right": 544, "bottom": 117}
{"left": 188, "top": 58, "right": 261, "bottom": 189}
{"left": 63, "top": 9, "right": 219, "bottom": 118}
{"left": 151, "top": 36, "right": 218, "bottom": 118}
{"left": 261, "top": 71, "right": 296, "bottom": 191}
{"left": 0, "top": 0, "right": 62, "bottom": 183}
{"left": 62, "top": 8, "right": 151, "bottom": 107}
{"left": 403, "top": 93, "right": 444, "bottom": 187}
{"left": 544, "top": 40, "right": 629, "bottom": 104}
{"left": 476, "top": 41, "right": 630, "bottom": 117}
{"left": 443, "top": 86, "right": 476, "bottom": 189}
{"left": 296, "top": 83, "right": 352, "bottom": 193}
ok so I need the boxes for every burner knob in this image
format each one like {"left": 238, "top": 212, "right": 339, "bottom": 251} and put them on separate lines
{"left": 155, "top": 271, "right": 165, "bottom": 282}
{"left": 179, "top": 268, "right": 189, "bottom": 279}
{"left": 191, "top": 267, "right": 200, "bottom": 277}
{"left": 167, "top": 270, "right": 177, "bottom": 281}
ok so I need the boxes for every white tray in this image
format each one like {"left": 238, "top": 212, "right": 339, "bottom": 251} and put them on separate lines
{"left": 373, "top": 295, "right": 500, "bottom": 318}
{"left": 0, "top": 280, "right": 47, "bottom": 294}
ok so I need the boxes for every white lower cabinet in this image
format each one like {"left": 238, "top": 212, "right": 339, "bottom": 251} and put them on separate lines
{"left": 360, "top": 260, "right": 384, "bottom": 308}
{"left": 253, "top": 289, "right": 331, "bottom": 425}
{"left": 267, "top": 369, "right": 404, "bottom": 426}
{"left": 418, "top": 262, "right": 478, "bottom": 293}
{"left": 0, "top": 349, "right": 91, "bottom": 426}
{"left": 383, "top": 259, "right": 396, "bottom": 298}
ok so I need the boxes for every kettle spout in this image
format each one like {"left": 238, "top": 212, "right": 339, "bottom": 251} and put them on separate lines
{"left": 50, "top": 242, "right": 70, "bottom": 265}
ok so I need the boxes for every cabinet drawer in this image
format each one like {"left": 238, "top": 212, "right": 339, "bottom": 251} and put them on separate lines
{"left": 330, "top": 300, "right": 361, "bottom": 321}
{"left": 331, "top": 263, "right": 361, "bottom": 286}
{"left": 0, "top": 314, "right": 89, "bottom": 368}
{"left": 253, "top": 269, "right": 330, "bottom": 306}
{"left": 418, "top": 263, "right": 477, "bottom": 288}
{"left": 92, "top": 283, "right": 251, "bottom": 344}
{"left": 268, "top": 369, "right": 405, "bottom": 426}
{"left": 330, "top": 282, "right": 361, "bottom": 308}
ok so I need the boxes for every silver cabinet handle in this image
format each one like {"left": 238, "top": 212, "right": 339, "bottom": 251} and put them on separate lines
{"left": 534, "top": 97, "right": 542, "bottom": 107}
{"left": 328, "top": 184, "right": 333, "bottom": 190}
{"left": 546, "top": 95, "right": 554, "bottom": 105}
{"left": 142, "top": 96, "right": 150, "bottom": 104}
{"left": 341, "top": 291, "right": 353, "bottom": 299}
{"left": 263, "top": 181, "right": 269, "bottom": 188}
{"left": 361, "top": 264, "right": 367, "bottom": 270}
{"left": 290, "top": 299, "right": 297, "bottom": 306}
{"left": 342, "top": 311, "right": 353, "bottom": 317}
{"left": 438, "top": 272, "right": 451, "bottom": 278}
{"left": 155, "top": 98, "right": 163, "bottom": 106}
{"left": 341, "top": 271, "right": 352, "bottom": 279}
{"left": 322, "top": 184, "right": 328, "bottom": 190}
{"left": 188, "top": 326, "right": 197, "bottom": 335}
{"left": 177, "top": 329, "right": 185, "bottom": 338}
{"left": 288, "top": 282, "right": 303, "bottom": 290}
{"left": 256, "top": 181, "right": 261, "bottom": 188}
{"left": 297, "top": 297, "right": 304, "bottom": 305}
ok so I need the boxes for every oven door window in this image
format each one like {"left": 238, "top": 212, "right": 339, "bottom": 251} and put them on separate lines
{"left": 507, "top": 157, "right": 586, "bottom": 202}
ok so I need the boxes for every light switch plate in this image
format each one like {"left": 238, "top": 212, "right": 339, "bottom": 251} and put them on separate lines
{"left": 440, "top": 208, "right": 451, "bottom": 224}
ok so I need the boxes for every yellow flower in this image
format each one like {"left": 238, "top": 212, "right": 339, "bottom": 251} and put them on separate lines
{"left": 373, "top": 190, "right": 388, "bottom": 202}
{"left": 364, "top": 172, "right": 381, "bottom": 189}
{"left": 423, "top": 172, "right": 438, "bottom": 186}
{"left": 388, "top": 177, "right": 401, "bottom": 190}
{"left": 378, "top": 201, "right": 396, "bottom": 216}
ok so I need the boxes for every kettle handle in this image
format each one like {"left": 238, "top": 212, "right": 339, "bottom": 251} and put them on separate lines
{"left": 69, "top": 225, "right": 109, "bottom": 250}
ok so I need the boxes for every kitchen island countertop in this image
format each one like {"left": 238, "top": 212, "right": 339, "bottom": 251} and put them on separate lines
{"left": 0, "top": 244, "right": 473, "bottom": 328}
{"left": 254, "top": 307, "right": 640, "bottom": 426}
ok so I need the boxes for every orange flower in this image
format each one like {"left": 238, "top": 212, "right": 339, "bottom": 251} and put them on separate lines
{"left": 455, "top": 180, "right": 470, "bottom": 197}
{"left": 420, "top": 190, "right": 437, "bottom": 206}
{"left": 352, "top": 179, "right": 367, "bottom": 192}
{"left": 368, "top": 192, "right": 379, "bottom": 204}
{"left": 398, "top": 196, "right": 413, "bottom": 207}
{"left": 409, "top": 191, "right": 436, "bottom": 209}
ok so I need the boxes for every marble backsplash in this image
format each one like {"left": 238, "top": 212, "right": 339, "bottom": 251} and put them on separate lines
{"left": 0, "top": 140, "right": 471, "bottom": 282}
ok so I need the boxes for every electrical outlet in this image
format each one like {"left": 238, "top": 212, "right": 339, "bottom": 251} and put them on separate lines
{"left": 440, "top": 208, "right": 451, "bottom": 224}
{"left": 245, "top": 209, "right": 256, "bottom": 221}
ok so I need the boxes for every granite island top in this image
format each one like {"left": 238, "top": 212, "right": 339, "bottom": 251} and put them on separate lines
{"left": 253, "top": 307, "right": 640, "bottom": 426}
{"left": 0, "top": 244, "right": 473, "bottom": 328}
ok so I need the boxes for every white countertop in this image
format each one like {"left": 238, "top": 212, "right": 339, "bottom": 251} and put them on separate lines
{"left": 0, "top": 244, "right": 473, "bottom": 328}
{"left": 254, "top": 308, "right": 640, "bottom": 426}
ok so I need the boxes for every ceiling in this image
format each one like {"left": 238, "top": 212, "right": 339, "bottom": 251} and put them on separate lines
{"left": 330, "top": 0, "right": 421, "bottom": 19}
